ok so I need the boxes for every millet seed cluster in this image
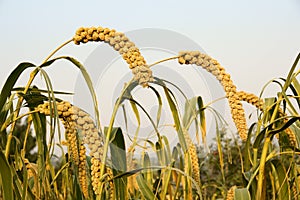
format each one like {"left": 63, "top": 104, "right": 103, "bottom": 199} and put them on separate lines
{"left": 237, "top": 91, "right": 263, "bottom": 110}
{"left": 226, "top": 185, "right": 237, "bottom": 200}
{"left": 78, "top": 144, "right": 88, "bottom": 198}
{"left": 178, "top": 51, "right": 248, "bottom": 140}
{"left": 184, "top": 131, "right": 201, "bottom": 187}
{"left": 36, "top": 101, "right": 105, "bottom": 197}
{"left": 237, "top": 91, "right": 297, "bottom": 146}
{"left": 73, "top": 27, "right": 153, "bottom": 87}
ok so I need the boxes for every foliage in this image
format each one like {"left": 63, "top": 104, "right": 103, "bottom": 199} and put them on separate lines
{"left": 198, "top": 130, "right": 244, "bottom": 198}
{"left": 0, "top": 26, "right": 299, "bottom": 200}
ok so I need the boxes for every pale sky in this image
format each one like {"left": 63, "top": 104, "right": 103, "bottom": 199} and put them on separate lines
{"left": 0, "top": 0, "right": 299, "bottom": 90}
{"left": 0, "top": 0, "right": 299, "bottom": 144}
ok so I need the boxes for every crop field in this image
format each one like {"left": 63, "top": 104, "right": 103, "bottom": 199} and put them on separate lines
{"left": 0, "top": 26, "right": 299, "bottom": 200}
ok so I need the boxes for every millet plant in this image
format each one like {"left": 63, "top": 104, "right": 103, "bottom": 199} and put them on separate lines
{"left": 0, "top": 26, "right": 299, "bottom": 200}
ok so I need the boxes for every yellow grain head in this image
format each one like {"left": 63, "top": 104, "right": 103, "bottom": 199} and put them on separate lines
{"left": 35, "top": 101, "right": 106, "bottom": 197}
{"left": 178, "top": 51, "right": 248, "bottom": 141}
{"left": 91, "top": 157, "right": 102, "bottom": 195}
{"left": 106, "top": 167, "right": 115, "bottom": 199}
{"left": 65, "top": 126, "right": 79, "bottom": 165}
{"left": 72, "top": 108, "right": 104, "bottom": 159}
{"left": 73, "top": 26, "right": 153, "bottom": 87}
{"left": 226, "top": 186, "right": 237, "bottom": 200}
{"left": 190, "top": 143, "right": 201, "bottom": 187}
{"left": 236, "top": 91, "right": 263, "bottom": 110}
{"left": 78, "top": 144, "right": 88, "bottom": 198}
{"left": 184, "top": 133, "right": 201, "bottom": 187}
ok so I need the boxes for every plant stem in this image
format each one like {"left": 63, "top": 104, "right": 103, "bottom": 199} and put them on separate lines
{"left": 5, "top": 68, "right": 39, "bottom": 159}
{"left": 21, "top": 115, "right": 32, "bottom": 158}
{"left": 148, "top": 56, "right": 179, "bottom": 68}
{"left": 43, "top": 39, "right": 73, "bottom": 63}
{"left": 97, "top": 78, "right": 134, "bottom": 197}
{"left": 5, "top": 39, "right": 73, "bottom": 159}
{"left": 255, "top": 86, "right": 285, "bottom": 199}
{"left": 256, "top": 135, "right": 271, "bottom": 199}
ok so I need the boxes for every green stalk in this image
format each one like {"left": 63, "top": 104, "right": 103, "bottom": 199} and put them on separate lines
{"left": 97, "top": 79, "right": 134, "bottom": 199}
{"left": 283, "top": 53, "right": 300, "bottom": 92}
{"left": 5, "top": 68, "right": 39, "bottom": 159}
{"left": 255, "top": 136, "right": 271, "bottom": 199}
{"left": 42, "top": 39, "right": 73, "bottom": 63}
{"left": 148, "top": 56, "right": 179, "bottom": 68}
{"left": 21, "top": 116, "right": 33, "bottom": 158}
{"left": 4, "top": 39, "right": 72, "bottom": 159}
{"left": 256, "top": 92, "right": 283, "bottom": 199}
{"left": 253, "top": 149, "right": 258, "bottom": 168}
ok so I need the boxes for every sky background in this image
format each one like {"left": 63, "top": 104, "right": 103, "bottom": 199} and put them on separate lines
{"left": 0, "top": 0, "right": 299, "bottom": 143}
{"left": 0, "top": 0, "right": 299, "bottom": 91}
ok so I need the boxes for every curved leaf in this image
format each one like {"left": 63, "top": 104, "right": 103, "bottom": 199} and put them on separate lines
{"left": 136, "top": 174, "right": 156, "bottom": 200}
{"left": 234, "top": 188, "right": 251, "bottom": 200}
{"left": 0, "top": 151, "right": 13, "bottom": 200}
{"left": 108, "top": 127, "right": 127, "bottom": 200}
{"left": 0, "top": 62, "right": 36, "bottom": 111}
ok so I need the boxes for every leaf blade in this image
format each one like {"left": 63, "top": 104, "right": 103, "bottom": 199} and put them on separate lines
{"left": 0, "top": 151, "right": 13, "bottom": 200}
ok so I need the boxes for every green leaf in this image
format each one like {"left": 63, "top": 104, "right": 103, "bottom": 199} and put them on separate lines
{"left": 289, "top": 77, "right": 300, "bottom": 108}
{"left": 141, "top": 152, "right": 152, "bottom": 186}
{"left": 291, "top": 76, "right": 300, "bottom": 95}
{"left": 234, "top": 188, "right": 251, "bottom": 200}
{"left": 269, "top": 117, "right": 300, "bottom": 134}
{"left": 162, "top": 135, "right": 172, "bottom": 165}
{"left": 262, "top": 97, "right": 277, "bottom": 124}
{"left": 254, "top": 116, "right": 300, "bottom": 148}
{"left": 163, "top": 85, "right": 187, "bottom": 151}
{"left": 129, "top": 98, "right": 141, "bottom": 126}
{"left": 111, "top": 168, "right": 144, "bottom": 180}
{"left": 197, "top": 96, "right": 206, "bottom": 146}
{"left": 47, "top": 56, "right": 101, "bottom": 130}
{"left": 283, "top": 53, "right": 300, "bottom": 92}
{"left": 0, "top": 151, "right": 13, "bottom": 200}
{"left": 31, "top": 112, "right": 47, "bottom": 197}
{"left": 270, "top": 159, "right": 289, "bottom": 200}
{"left": 12, "top": 86, "right": 73, "bottom": 95}
{"left": 0, "top": 62, "right": 36, "bottom": 112}
{"left": 253, "top": 126, "right": 265, "bottom": 149}
{"left": 148, "top": 86, "right": 163, "bottom": 127}
{"left": 161, "top": 165, "right": 173, "bottom": 199}
{"left": 0, "top": 63, "right": 36, "bottom": 135}
{"left": 216, "top": 124, "right": 224, "bottom": 181}
{"left": 243, "top": 123, "right": 256, "bottom": 171}
{"left": 0, "top": 94, "right": 15, "bottom": 133}
{"left": 136, "top": 174, "right": 156, "bottom": 200}
{"left": 11, "top": 167, "right": 23, "bottom": 200}
{"left": 107, "top": 127, "right": 127, "bottom": 200}
{"left": 155, "top": 142, "right": 163, "bottom": 165}
{"left": 182, "top": 96, "right": 198, "bottom": 129}
{"left": 123, "top": 96, "right": 161, "bottom": 139}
